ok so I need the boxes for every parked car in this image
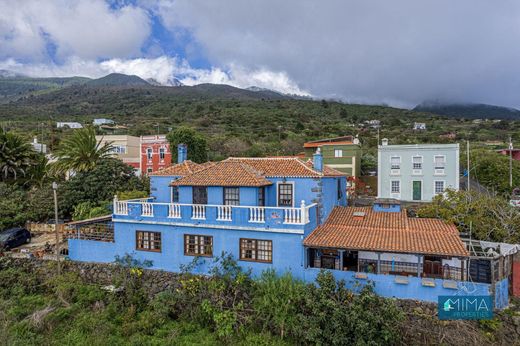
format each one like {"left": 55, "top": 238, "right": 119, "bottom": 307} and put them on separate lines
{"left": 0, "top": 228, "right": 31, "bottom": 251}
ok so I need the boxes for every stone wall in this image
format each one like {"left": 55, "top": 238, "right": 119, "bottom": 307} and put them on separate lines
{"left": 0, "top": 256, "right": 181, "bottom": 296}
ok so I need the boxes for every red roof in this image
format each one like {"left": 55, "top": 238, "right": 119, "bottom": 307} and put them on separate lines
{"left": 304, "top": 207, "right": 469, "bottom": 257}
{"left": 225, "top": 157, "right": 345, "bottom": 177}
{"left": 170, "top": 160, "right": 272, "bottom": 187}
{"left": 149, "top": 160, "right": 214, "bottom": 176}
{"left": 303, "top": 135, "right": 355, "bottom": 148}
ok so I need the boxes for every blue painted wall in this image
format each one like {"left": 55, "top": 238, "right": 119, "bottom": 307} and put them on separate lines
{"left": 150, "top": 176, "right": 178, "bottom": 203}
{"left": 70, "top": 221, "right": 306, "bottom": 278}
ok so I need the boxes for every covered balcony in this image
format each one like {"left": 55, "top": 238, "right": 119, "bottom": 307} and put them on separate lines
{"left": 113, "top": 196, "right": 318, "bottom": 233}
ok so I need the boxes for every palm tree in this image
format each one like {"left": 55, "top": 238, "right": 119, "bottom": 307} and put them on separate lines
{"left": 53, "top": 126, "right": 114, "bottom": 174}
{"left": 0, "top": 128, "right": 35, "bottom": 181}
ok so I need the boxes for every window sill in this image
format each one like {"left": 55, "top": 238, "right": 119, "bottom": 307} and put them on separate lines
{"left": 239, "top": 258, "right": 272, "bottom": 264}
{"left": 136, "top": 248, "right": 161, "bottom": 253}
{"left": 184, "top": 253, "right": 213, "bottom": 258}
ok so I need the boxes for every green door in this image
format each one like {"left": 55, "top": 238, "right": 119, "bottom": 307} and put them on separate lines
{"left": 412, "top": 181, "right": 422, "bottom": 200}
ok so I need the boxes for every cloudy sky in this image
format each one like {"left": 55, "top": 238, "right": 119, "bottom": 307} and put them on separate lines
{"left": 1, "top": 0, "right": 519, "bottom": 108}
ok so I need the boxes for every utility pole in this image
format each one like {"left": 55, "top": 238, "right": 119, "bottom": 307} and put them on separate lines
{"left": 467, "top": 140, "right": 470, "bottom": 193}
{"left": 52, "top": 182, "right": 61, "bottom": 275}
{"left": 509, "top": 136, "right": 513, "bottom": 188}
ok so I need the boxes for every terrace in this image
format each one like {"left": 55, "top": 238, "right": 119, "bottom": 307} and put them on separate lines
{"left": 113, "top": 197, "right": 318, "bottom": 233}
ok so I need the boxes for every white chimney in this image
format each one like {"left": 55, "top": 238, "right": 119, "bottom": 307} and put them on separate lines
{"left": 381, "top": 138, "right": 389, "bottom": 146}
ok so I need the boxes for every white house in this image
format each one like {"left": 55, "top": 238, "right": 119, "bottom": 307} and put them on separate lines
{"left": 57, "top": 122, "right": 83, "bottom": 129}
{"left": 377, "top": 139, "right": 459, "bottom": 202}
{"left": 413, "top": 122, "right": 426, "bottom": 131}
{"left": 93, "top": 118, "right": 115, "bottom": 126}
{"left": 30, "top": 137, "right": 47, "bottom": 154}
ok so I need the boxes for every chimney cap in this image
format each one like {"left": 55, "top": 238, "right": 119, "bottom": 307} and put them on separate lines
{"left": 381, "top": 138, "right": 389, "bottom": 146}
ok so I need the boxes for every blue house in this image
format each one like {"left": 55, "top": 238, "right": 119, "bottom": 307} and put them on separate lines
{"left": 69, "top": 145, "right": 347, "bottom": 278}
{"left": 67, "top": 145, "right": 514, "bottom": 308}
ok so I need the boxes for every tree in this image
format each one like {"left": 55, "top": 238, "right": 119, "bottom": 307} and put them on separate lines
{"left": 59, "top": 159, "right": 148, "bottom": 216}
{"left": 52, "top": 126, "right": 114, "bottom": 174}
{"left": 166, "top": 126, "right": 208, "bottom": 163}
{"left": 417, "top": 190, "right": 520, "bottom": 243}
{"left": 0, "top": 128, "right": 35, "bottom": 181}
{"left": 0, "top": 182, "right": 28, "bottom": 229}
{"left": 463, "top": 149, "right": 520, "bottom": 195}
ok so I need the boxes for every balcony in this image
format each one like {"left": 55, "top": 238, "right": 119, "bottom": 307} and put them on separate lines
{"left": 113, "top": 197, "right": 317, "bottom": 233}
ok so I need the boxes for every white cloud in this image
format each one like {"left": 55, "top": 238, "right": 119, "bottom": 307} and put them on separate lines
{"left": 0, "top": 56, "right": 309, "bottom": 95}
{"left": 0, "top": 0, "right": 150, "bottom": 60}
{"left": 151, "top": 0, "right": 520, "bottom": 108}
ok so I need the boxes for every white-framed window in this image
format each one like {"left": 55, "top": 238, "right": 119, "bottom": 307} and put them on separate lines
{"left": 159, "top": 147, "right": 165, "bottom": 160}
{"left": 277, "top": 182, "right": 295, "bottom": 207}
{"left": 434, "top": 155, "right": 446, "bottom": 169}
{"left": 390, "top": 156, "right": 401, "bottom": 170}
{"left": 146, "top": 147, "right": 153, "bottom": 160}
{"left": 434, "top": 181, "right": 445, "bottom": 195}
{"left": 109, "top": 145, "right": 126, "bottom": 154}
{"left": 334, "top": 149, "right": 343, "bottom": 158}
{"left": 412, "top": 156, "right": 423, "bottom": 170}
{"left": 391, "top": 180, "right": 400, "bottom": 194}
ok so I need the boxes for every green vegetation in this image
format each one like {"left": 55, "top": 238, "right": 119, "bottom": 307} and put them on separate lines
{"left": 167, "top": 126, "right": 208, "bottom": 163}
{"left": 418, "top": 190, "right": 520, "bottom": 243}
{"left": 0, "top": 255, "right": 403, "bottom": 345}
{"left": 0, "top": 127, "right": 147, "bottom": 227}
{"left": 52, "top": 126, "right": 114, "bottom": 174}
{"left": 0, "top": 127, "right": 36, "bottom": 181}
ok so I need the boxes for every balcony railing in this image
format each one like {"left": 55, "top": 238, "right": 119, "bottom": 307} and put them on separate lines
{"left": 113, "top": 196, "right": 316, "bottom": 230}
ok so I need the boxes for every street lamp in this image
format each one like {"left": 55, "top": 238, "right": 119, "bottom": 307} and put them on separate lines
{"left": 52, "top": 182, "right": 61, "bottom": 275}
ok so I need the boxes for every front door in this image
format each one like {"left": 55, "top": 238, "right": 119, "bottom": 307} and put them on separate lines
{"left": 412, "top": 181, "right": 422, "bottom": 201}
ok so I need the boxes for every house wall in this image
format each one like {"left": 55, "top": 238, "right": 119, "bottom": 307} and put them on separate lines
{"left": 140, "top": 135, "right": 172, "bottom": 175}
{"left": 304, "top": 144, "right": 361, "bottom": 177}
{"left": 150, "top": 176, "right": 178, "bottom": 203}
{"left": 302, "top": 268, "right": 493, "bottom": 305}
{"left": 69, "top": 222, "right": 307, "bottom": 278}
{"left": 378, "top": 143, "right": 459, "bottom": 202}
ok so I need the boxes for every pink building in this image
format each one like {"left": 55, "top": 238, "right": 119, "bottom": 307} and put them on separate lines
{"left": 140, "top": 135, "right": 172, "bottom": 175}
{"left": 498, "top": 149, "right": 520, "bottom": 161}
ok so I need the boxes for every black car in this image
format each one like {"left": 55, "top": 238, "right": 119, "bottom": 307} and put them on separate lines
{"left": 0, "top": 228, "right": 31, "bottom": 251}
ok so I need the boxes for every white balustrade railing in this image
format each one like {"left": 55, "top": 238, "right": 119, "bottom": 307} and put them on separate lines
{"left": 114, "top": 201, "right": 128, "bottom": 215}
{"left": 192, "top": 204, "right": 206, "bottom": 220}
{"left": 114, "top": 198, "right": 314, "bottom": 226}
{"left": 168, "top": 203, "right": 181, "bottom": 218}
{"left": 142, "top": 203, "right": 154, "bottom": 217}
{"left": 217, "top": 205, "right": 233, "bottom": 221}
{"left": 249, "top": 207, "right": 265, "bottom": 223}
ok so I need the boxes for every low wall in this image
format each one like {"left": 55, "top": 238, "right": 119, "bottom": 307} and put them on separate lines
{"left": 26, "top": 222, "right": 65, "bottom": 234}
{"left": 0, "top": 256, "right": 180, "bottom": 296}
{"left": 303, "top": 268, "right": 495, "bottom": 306}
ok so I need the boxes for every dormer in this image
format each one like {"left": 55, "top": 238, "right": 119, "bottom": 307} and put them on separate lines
{"left": 373, "top": 198, "right": 401, "bottom": 213}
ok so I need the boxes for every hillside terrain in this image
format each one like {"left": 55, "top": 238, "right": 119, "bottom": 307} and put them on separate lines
{"left": 1, "top": 72, "right": 520, "bottom": 158}
{"left": 414, "top": 101, "right": 520, "bottom": 120}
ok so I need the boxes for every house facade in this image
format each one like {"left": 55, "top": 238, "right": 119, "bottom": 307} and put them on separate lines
{"left": 56, "top": 122, "right": 83, "bottom": 129}
{"left": 69, "top": 146, "right": 347, "bottom": 278}
{"left": 303, "top": 136, "right": 362, "bottom": 178}
{"left": 93, "top": 118, "right": 115, "bottom": 126}
{"left": 95, "top": 135, "right": 141, "bottom": 172}
{"left": 67, "top": 144, "right": 512, "bottom": 308}
{"left": 140, "top": 135, "right": 172, "bottom": 175}
{"left": 378, "top": 140, "right": 459, "bottom": 202}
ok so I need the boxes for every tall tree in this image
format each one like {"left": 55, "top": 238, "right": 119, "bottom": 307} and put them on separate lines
{"left": 166, "top": 126, "right": 208, "bottom": 163}
{"left": 0, "top": 128, "right": 35, "bottom": 181}
{"left": 52, "top": 126, "right": 114, "bottom": 174}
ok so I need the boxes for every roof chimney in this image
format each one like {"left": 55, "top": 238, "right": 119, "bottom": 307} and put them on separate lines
{"left": 177, "top": 143, "right": 187, "bottom": 164}
{"left": 381, "top": 138, "right": 389, "bottom": 146}
{"left": 313, "top": 147, "right": 323, "bottom": 172}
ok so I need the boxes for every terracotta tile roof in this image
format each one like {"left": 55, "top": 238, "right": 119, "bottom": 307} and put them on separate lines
{"left": 149, "top": 160, "right": 214, "bottom": 176}
{"left": 170, "top": 160, "right": 272, "bottom": 187}
{"left": 303, "top": 135, "right": 355, "bottom": 148}
{"left": 225, "top": 157, "right": 344, "bottom": 177}
{"left": 304, "top": 207, "right": 469, "bottom": 257}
